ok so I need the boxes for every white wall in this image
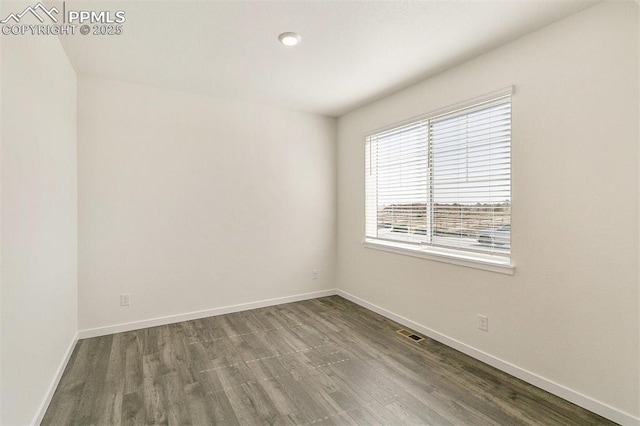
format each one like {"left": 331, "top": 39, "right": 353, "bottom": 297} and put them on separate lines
{"left": 0, "top": 26, "right": 78, "bottom": 425}
{"left": 337, "top": 1, "right": 639, "bottom": 421}
{"left": 78, "top": 76, "right": 336, "bottom": 332}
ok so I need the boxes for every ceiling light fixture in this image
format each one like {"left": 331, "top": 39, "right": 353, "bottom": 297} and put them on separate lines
{"left": 278, "top": 32, "right": 301, "bottom": 47}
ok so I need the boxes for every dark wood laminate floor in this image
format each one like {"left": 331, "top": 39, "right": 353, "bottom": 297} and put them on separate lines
{"left": 42, "top": 296, "right": 614, "bottom": 425}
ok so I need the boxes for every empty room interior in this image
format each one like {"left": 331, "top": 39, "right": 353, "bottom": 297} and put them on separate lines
{"left": 1, "top": 0, "right": 640, "bottom": 424}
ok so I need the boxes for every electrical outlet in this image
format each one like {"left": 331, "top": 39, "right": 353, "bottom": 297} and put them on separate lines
{"left": 312, "top": 269, "right": 319, "bottom": 280}
{"left": 478, "top": 314, "right": 488, "bottom": 331}
{"left": 120, "top": 293, "right": 130, "bottom": 307}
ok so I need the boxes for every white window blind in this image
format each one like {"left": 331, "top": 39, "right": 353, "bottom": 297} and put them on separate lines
{"left": 365, "top": 92, "right": 511, "bottom": 264}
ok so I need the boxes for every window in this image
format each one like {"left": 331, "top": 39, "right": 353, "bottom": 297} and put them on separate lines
{"left": 365, "top": 90, "right": 512, "bottom": 271}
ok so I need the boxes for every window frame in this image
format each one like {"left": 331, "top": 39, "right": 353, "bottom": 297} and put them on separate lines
{"left": 363, "top": 87, "right": 515, "bottom": 275}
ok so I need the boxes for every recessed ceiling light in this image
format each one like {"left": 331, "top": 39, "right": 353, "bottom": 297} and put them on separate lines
{"left": 278, "top": 32, "right": 301, "bottom": 47}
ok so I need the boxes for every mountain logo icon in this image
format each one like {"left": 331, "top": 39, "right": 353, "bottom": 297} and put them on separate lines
{"left": 1, "top": 2, "right": 60, "bottom": 24}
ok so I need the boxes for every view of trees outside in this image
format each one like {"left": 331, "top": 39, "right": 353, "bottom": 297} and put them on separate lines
{"left": 378, "top": 202, "right": 510, "bottom": 236}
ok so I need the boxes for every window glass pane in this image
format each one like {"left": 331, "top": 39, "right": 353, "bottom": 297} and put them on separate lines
{"left": 431, "top": 100, "right": 510, "bottom": 255}
{"left": 367, "top": 121, "right": 428, "bottom": 245}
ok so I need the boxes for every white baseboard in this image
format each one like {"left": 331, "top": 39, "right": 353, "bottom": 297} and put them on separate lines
{"left": 78, "top": 289, "right": 337, "bottom": 339}
{"left": 336, "top": 289, "right": 640, "bottom": 426}
{"left": 32, "top": 332, "right": 78, "bottom": 426}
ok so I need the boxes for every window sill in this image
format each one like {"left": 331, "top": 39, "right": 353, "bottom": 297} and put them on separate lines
{"left": 363, "top": 239, "right": 515, "bottom": 275}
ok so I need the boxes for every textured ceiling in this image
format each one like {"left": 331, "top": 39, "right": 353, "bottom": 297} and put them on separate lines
{"left": 58, "top": 0, "right": 597, "bottom": 117}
